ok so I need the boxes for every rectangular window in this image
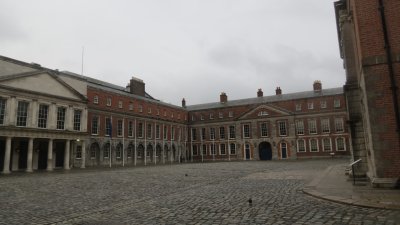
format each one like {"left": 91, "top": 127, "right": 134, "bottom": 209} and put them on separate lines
{"left": 37, "top": 104, "right": 49, "bottom": 128}
{"left": 295, "top": 103, "right": 301, "bottom": 111}
{"left": 334, "top": 99, "right": 341, "bottom": 108}
{"left": 191, "top": 128, "right": 197, "bottom": 141}
{"left": 118, "top": 100, "right": 123, "bottom": 109}
{"left": 193, "top": 145, "right": 198, "bottom": 156}
{"left": 16, "top": 101, "right": 29, "bottom": 127}
{"left": 336, "top": 138, "right": 346, "bottom": 151}
{"left": 164, "top": 126, "right": 168, "bottom": 139}
{"left": 200, "top": 114, "right": 204, "bottom": 120}
{"left": 219, "top": 127, "right": 225, "bottom": 139}
{"left": 323, "top": 138, "right": 331, "bottom": 152}
{"left": 321, "top": 118, "right": 330, "bottom": 133}
{"left": 202, "top": 145, "right": 207, "bottom": 155}
{"left": 229, "top": 125, "right": 236, "bottom": 139}
{"left": 105, "top": 117, "right": 111, "bottom": 136}
{"left": 104, "top": 145, "right": 110, "bottom": 158}
{"left": 295, "top": 120, "right": 304, "bottom": 135}
{"left": 148, "top": 107, "right": 152, "bottom": 114}
{"left": 230, "top": 143, "right": 236, "bottom": 155}
{"left": 210, "top": 128, "right": 215, "bottom": 140}
{"left": 129, "top": 103, "right": 133, "bottom": 111}
{"left": 209, "top": 113, "right": 214, "bottom": 119}
{"left": 308, "top": 120, "right": 317, "bottom": 134}
{"left": 171, "top": 127, "right": 175, "bottom": 140}
{"left": 128, "top": 121, "right": 133, "bottom": 137}
{"left": 320, "top": 100, "right": 327, "bottom": 109}
{"left": 310, "top": 139, "right": 318, "bottom": 152}
{"left": 219, "top": 112, "right": 223, "bottom": 118}
{"left": 117, "top": 120, "right": 123, "bottom": 137}
{"left": 56, "top": 107, "right": 66, "bottom": 130}
{"left": 106, "top": 97, "right": 112, "bottom": 106}
{"left": 138, "top": 122, "right": 143, "bottom": 138}
{"left": 297, "top": 140, "right": 306, "bottom": 152}
{"left": 138, "top": 105, "right": 143, "bottom": 112}
{"left": 229, "top": 111, "right": 233, "bottom": 117}
{"left": 243, "top": 124, "right": 250, "bottom": 138}
{"left": 308, "top": 102, "right": 314, "bottom": 110}
{"left": 260, "top": 123, "right": 268, "bottom": 137}
{"left": 93, "top": 95, "right": 99, "bottom": 104}
{"left": 210, "top": 144, "right": 216, "bottom": 155}
{"left": 73, "top": 110, "right": 82, "bottom": 131}
{"left": 191, "top": 115, "right": 195, "bottom": 121}
{"left": 278, "top": 121, "right": 287, "bottom": 136}
{"left": 335, "top": 118, "right": 344, "bottom": 132}
{"left": 0, "top": 98, "right": 6, "bottom": 125}
{"left": 201, "top": 128, "right": 206, "bottom": 140}
{"left": 91, "top": 116, "right": 99, "bottom": 135}
{"left": 220, "top": 144, "right": 226, "bottom": 155}
{"left": 147, "top": 123, "right": 152, "bottom": 138}
{"left": 156, "top": 125, "right": 160, "bottom": 139}
{"left": 90, "top": 147, "right": 96, "bottom": 158}
{"left": 76, "top": 146, "right": 82, "bottom": 159}
{"left": 116, "top": 146, "right": 122, "bottom": 158}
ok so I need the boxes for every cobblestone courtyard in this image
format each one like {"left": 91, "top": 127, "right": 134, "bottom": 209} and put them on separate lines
{"left": 0, "top": 159, "right": 399, "bottom": 225}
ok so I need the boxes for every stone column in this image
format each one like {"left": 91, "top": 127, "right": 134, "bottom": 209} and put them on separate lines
{"left": 47, "top": 139, "right": 53, "bottom": 171}
{"left": 144, "top": 145, "right": 147, "bottom": 166}
{"left": 6, "top": 97, "right": 16, "bottom": 126}
{"left": 162, "top": 147, "right": 165, "bottom": 164}
{"left": 2, "top": 137, "right": 12, "bottom": 174}
{"left": 81, "top": 140, "right": 86, "bottom": 169}
{"left": 26, "top": 138, "right": 34, "bottom": 172}
{"left": 64, "top": 140, "right": 70, "bottom": 170}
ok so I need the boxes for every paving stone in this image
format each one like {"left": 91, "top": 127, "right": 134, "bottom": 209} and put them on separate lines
{"left": 0, "top": 159, "right": 398, "bottom": 224}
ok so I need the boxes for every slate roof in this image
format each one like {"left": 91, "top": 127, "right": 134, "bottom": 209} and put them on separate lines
{"left": 60, "top": 71, "right": 184, "bottom": 110}
{"left": 186, "top": 87, "right": 344, "bottom": 111}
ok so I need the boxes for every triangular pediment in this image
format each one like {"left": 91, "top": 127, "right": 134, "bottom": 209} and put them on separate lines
{"left": 0, "top": 71, "right": 86, "bottom": 101}
{"left": 239, "top": 104, "right": 291, "bottom": 120}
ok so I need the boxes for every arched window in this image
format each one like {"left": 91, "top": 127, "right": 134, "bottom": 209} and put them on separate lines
{"left": 309, "top": 139, "right": 319, "bottom": 152}
{"left": 323, "top": 138, "right": 332, "bottom": 152}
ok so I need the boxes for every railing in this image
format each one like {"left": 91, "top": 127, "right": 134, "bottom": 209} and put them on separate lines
{"left": 349, "top": 158, "right": 362, "bottom": 185}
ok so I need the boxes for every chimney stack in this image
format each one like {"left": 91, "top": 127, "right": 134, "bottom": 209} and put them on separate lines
{"left": 313, "top": 80, "right": 322, "bottom": 92}
{"left": 182, "top": 98, "right": 186, "bottom": 108}
{"left": 275, "top": 87, "right": 282, "bottom": 95}
{"left": 129, "top": 76, "right": 145, "bottom": 97}
{"left": 257, "top": 88, "right": 263, "bottom": 97}
{"left": 220, "top": 92, "right": 228, "bottom": 103}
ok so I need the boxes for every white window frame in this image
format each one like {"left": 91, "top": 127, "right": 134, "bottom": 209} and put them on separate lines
{"left": 308, "top": 102, "right": 314, "bottom": 110}
{"left": 321, "top": 118, "right": 330, "bottom": 133}
{"left": 297, "top": 139, "right": 306, "bottom": 152}
{"left": 322, "top": 138, "right": 332, "bottom": 152}
{"left": 334, "top": 99, "right": 341, "bottom": 108}
{"left": 260, "top": 122, "right": 268, "bottom": 137}
{"left": 309, "top": 139, "right": 319, "bottom": 152}
{"left": 335, "top": 118, "right": 344, "bottom": 133}
{"left": 118, "top": 100, "right": 123, "bottom": 109}
{"left": 243, "top": 124, "right": 250, "bottom": 138}
{"left": 295, "top": 103, "right": 302, "bottom": 111}
{"left": 336, "top": 137, "right": 346, "bottom": 151}
{"left": 106, "top": 97, "right": 112, "bottom": 106}
{"left": 93, "top": 95, "right": 99, "bottom": 104}
{"left": 295, "top": 120, "right": 304, "bottom": 135}
{"left": 220, "top": 143, "right": 226, "bottom": 155}
{"left": 320, "top": 100, "right": 327, "bottom": 109}
{"left": 278, "top": 121, "right": 287, "bottom": 136}
{"left": 308, "top": 119, "right": 317, "bottom": 135}
{"left": 230, "top": 143, "right": 236, "bottom": 155}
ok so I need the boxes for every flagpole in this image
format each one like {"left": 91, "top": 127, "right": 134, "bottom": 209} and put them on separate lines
{"left": 122, "top": 117, "right": 125, "bottom": 167}
{"left": 109, "top": 115, "right": 112, "bottom": 168}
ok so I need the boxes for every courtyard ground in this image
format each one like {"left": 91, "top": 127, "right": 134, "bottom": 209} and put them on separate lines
{"left": 0, "top": 158, "right": 399, "bottom": 225}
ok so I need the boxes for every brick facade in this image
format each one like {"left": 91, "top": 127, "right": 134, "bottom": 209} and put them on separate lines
{"left": 335, "top": 0, "right": 400, "bottom": 187}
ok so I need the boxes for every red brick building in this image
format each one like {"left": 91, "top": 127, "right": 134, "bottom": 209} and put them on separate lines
{"left": 187, "top": 82, "right": 349, "bottom": 162}
{"left": 335, "top": 0, "right": 400, "bottom": 187}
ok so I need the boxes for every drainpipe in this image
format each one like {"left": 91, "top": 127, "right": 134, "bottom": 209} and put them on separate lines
{"left": 378, "top": 0, "right": 400, "bottom": 133}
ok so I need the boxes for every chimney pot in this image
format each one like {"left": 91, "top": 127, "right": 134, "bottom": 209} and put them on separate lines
{"left": 220, "top": 92, "right": 228, "bottom": 103}
{"left": 182, "top": 98, "right": 186, "bottom": 108}
{"left": 313, "top": 80, "right": 322, "bottom": 92}
{"left": 275, "top": 87, "right": 282, "bottom": 95}
{"left": 257, "top": 88, "right": 263, "bottom": 97}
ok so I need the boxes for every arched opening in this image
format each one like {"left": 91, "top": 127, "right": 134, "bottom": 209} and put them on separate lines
{"left": 137, "top": 144, "right": 144, "bottom": 164}
{"left": 259, "top": 142, "right": 272, "bottom": 160}
{"left": 156, "top": 144, "right": 162, "bottom": 163}
{"left": 147, "top": 144, "right": 153, "bottom": 163}
{"left": 89, "top": 142, "right": 100, "bottom": 165}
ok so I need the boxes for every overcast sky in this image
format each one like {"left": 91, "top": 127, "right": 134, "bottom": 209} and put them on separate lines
{"left": 0, "top": 0, "right": 344, "bottom": 106}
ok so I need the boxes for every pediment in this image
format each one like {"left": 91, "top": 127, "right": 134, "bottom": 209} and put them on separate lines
{"left": 239, "top": 104, "right": 291, "bottom": 120}
{"left": 0, "top": 71, "right": 86, "bottom": 101}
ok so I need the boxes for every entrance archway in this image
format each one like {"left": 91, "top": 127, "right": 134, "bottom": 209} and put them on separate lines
{"left": 259, "top": 142, "right": 272, "bottom": 160}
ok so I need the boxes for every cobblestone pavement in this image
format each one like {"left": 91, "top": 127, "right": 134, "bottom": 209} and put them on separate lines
{"left": 0, "top": 159, "right": 399, "bottom": 225}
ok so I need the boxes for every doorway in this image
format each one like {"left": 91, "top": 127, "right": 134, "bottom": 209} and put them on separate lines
{"left": 245, "top": 144, "right": 251, "bottom": 160}
{"left": 18, "top": 140, "right": 28, "bottom": 170}
{"left": 259, "top": 142, "right": 272, "bottom": 160}
{"left": 38, "top": 141, "right": 48, "bottom": 170}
